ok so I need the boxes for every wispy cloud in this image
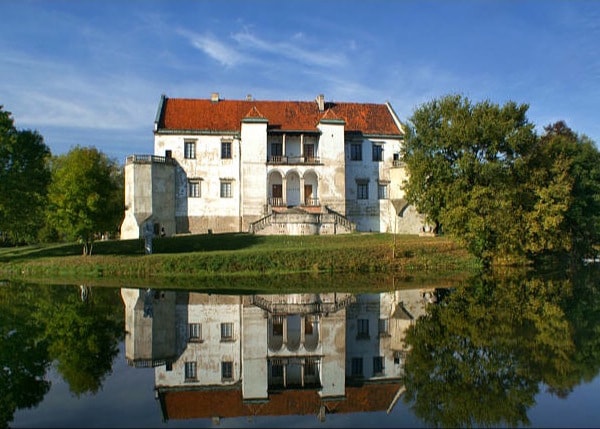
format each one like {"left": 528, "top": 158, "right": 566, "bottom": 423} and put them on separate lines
{"left": 231, "top": 30, "right": 347, "bottom": 68}
{"left": 0, "top": 49, "right": 156, "bottom": 131}
{"left": 177, "top": 26, "right": 348, "bottom": 70}
{"left": 177, "top": 29, "right": 243, "bottom": 67}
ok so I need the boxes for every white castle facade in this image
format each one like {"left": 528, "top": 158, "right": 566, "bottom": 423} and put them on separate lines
{"left": 120, "top": 93, "right": 427, "bottom": 239}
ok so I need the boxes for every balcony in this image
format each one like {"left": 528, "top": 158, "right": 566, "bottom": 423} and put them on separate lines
{"left": 125, "top": 154, "right": 177, "bottom": 166}
{"left": 267, "top": 197, "right": 320, "bottom": 208}
{"left": 267, "top": 155, "right": 321, "bottom": 165}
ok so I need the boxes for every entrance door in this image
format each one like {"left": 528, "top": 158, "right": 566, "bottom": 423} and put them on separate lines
{"left": 304, "top": 184, "right": 313, "bottom": 206}
{"left": 272, "top": 184, "right": 283, "bottom": 206}
{"left": 304, "top": 144, "right": 315, "bottom": 162}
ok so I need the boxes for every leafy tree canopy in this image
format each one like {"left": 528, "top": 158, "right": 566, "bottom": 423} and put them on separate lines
{"left": 401, "top": 267, "right": 600, "bottom": 427}
{"left": 47, "top": 146, "right": 123, "bottom": 255}
{"left": 401, "top": 94, "right": 600, "bottom": 265}
{"left": 0, "top": 106, "right": 51, "bottom": 245}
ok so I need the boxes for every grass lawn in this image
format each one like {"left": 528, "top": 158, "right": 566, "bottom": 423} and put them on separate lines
{"left": 0, "top": 232, "right": 480, "bottom": 293}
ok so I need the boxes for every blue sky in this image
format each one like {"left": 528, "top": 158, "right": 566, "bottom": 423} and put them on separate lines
{"left": 1, "top": 0, "right": 599, "bottom": 164}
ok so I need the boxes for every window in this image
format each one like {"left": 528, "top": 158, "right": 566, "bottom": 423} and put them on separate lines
{"left": 351, "top": 357, "right": 363, "bottom": 377}
{"left": 272, "top": 315, "right": 283, "bottom": 336}
{"left": 378, "top": 318, "right": 389, "bottom": 337}
{"left": 350, "top": 143, "right": 362, "bottom": 161}
{"left": 305, "top": 359, "right": 317, "bottom": 376}
{"left": 188, "top": 180, "right": 201, "bottom": 198}
{"left": 271, "top": 142, "right": 282, "bottom": 161}
{"left": 221, "top": 322, "right": 233, "bottom": 341}
{"left": 304, "top": 317, "right": 314, "bottom": 335}
{"left": 378, "top": 183, "right": 388, "bottom": 200}
{"left": 272, "top": 362, "right": 284, "bottom": 377}
{"left": 372, "top": 143, "right": 383, "bottom": 162}
{"left": 220, "top": 181, "right": 232, "bottom": 198}
{"left": 221, "top": 141, "right": 232, "bottom": 159}
{"left": 357, "top": 318, "right": 369, "bottom": 339}
{"left": 188, "top": 323, "right": 202, "bottom": 342}
{"left": 357, "top": 182, "right": 369, "bottom": 200}
{"left": 184, "top": 361, "right": 197, "bottom": 381}
{"left": 373, "top": 356, "right": 385, "bottom": 375}
{"left": 304, "top": 143, "right": 315, "bottom": 162}
{"left": 221, "top": 361, "right": 233, "bottom": 380}
{"left": 184, "top": 141, "right": 196, "bottom": 159}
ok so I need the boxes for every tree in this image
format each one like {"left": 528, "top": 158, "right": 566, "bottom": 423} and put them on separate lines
{"left": 47, "top": 146, "right": 124, "bottom": 255}
{"left": 0, "top": 284, "right": 51, "bottom": 428}
{"left": 33, "top": 285, "right": 124, "bottom": 396}
{"left": 401, "top": 94, "right": 537, "bottom": 264}
{"left": 401, "top": 271, "right": 580, "bottom": 427}
{"left": 521, "top": 121, "right": 600, "bottom": 261}
{"left": 0, "top": 106, "right": 51, "bottom": 245}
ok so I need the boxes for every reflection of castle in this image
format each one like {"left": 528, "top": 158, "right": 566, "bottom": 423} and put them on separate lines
{"left": 120, "top": 287, "right": 437, "bottom": 423}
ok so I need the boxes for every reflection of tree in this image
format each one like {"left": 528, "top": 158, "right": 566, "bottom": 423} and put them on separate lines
{"left": 553, "top": 266, "right": 600, "bottom": 397}
{"left": 0, "top": 284, "right": 50, "bottom": 429}
{"left": 33, "top": 285, "right": 124, "bottom": 396}
{"left": 401, "top": 268, "right": 598, "bottom": 428}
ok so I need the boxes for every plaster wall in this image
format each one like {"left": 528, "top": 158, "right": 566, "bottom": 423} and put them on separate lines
{"left": 241, "top": 304, "right": 269, "bottom": 399}
{"left": 316, "top": 122, "right": 346, "bottom": 213}
{"left": 155, "top": 134, "right": 242, "bottom": 233}
{"left": 155, "top": 295, "right": 242, "bottom": 387}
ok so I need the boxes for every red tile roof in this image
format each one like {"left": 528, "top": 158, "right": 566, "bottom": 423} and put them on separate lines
{"left": 156, "top": 97, "right": 403, "bottom": 136}
{"left": 158, "top": 382, "right": 403, "bottom": 421}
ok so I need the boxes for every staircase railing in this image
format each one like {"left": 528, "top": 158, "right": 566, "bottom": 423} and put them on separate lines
{"left": 325, "top": 206, "right": 355, "bottom": 232}
{"left": 249, "top": 214, "right": 273, "bottom": 234}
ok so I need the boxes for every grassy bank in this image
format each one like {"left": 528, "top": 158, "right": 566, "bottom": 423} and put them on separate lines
{"left": 0, "top": 233, "right": 481, "bottom": 292}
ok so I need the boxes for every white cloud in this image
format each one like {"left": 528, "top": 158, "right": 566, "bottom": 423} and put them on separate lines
{"left": 232, "top": 30, "right": 347, "bottom": 68}
{"left": 177, "top": 29, "right": 242, "bottom": 67}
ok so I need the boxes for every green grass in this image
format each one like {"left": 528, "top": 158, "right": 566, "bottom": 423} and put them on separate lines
{"left": 0, "top": 232, "right": 481, "bottom": 292}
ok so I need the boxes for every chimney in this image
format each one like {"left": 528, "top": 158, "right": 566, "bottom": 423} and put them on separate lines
{"left": 316, "top": 94, "right": 325, "bottom": 111}
{"left": 211, "top": 92, "right": 220, "bottom": 102}
{"left": 246, "top": 94, "right": 253, "bottom": 101}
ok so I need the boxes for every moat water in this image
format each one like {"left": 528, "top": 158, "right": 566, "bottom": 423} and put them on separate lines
{"left": 3, "top": 267, "right": 600, "bottom": 428}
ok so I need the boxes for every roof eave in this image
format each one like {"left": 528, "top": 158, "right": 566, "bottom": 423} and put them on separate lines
{"left": 155, "top": 129, "right": 240, "bottom": 137}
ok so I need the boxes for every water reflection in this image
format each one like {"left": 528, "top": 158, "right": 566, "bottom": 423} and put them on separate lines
{"left": 3, "top": 267, "right": 600, "bottom": 428}
{"left": 121, "top": 287, "right": 439, "bottom": 423}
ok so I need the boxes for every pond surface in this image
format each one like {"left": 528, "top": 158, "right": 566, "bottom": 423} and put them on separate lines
{"left": 2, "top": 267, "right": 600, "bottom": 428}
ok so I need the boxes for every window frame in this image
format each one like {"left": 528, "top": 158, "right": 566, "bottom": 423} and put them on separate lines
{"left": 378, "top": 318, "right": 390, "bottom": 337}
{"left": 372, "top": 143, "right": 383, "bottom": 162}
{"left": 188, "top": 179, "right": 201, "bottom": 198}
{"left": 351, "top": 357, "right": 363, "bottom": 377}
{"left": 188, "top": 323, "right": 202, "bottom": 342}
{"left": 221, "top": 141, "right": 232, "bottom": 159}
{"left": 184, "top": 361, "right": 197, "bottom": 381}
{"left": 184, "top": 140, "right": 196, "bottom": 159}
{"left": 377, "top": 183, "right": 388, "bottom": 200}
{"left": 221, "top": 361, "right": 233, "bottom": 380}
{"left": 350, "top": 143, "right": 362, "bottom": 161}
{"left": 357, "top": 182, "right": 369, "bottom": 200}
{"left": 220, "top": 181, "right": 233, "bottom": 198}
{"left": 373, "top": 356, "right": 385, "bottom": 375}
{"left": 357, "top": 318, "right": 369, "bottom": 339}
{"left": 220, "top": 322, "right": 234, "bottom": 341}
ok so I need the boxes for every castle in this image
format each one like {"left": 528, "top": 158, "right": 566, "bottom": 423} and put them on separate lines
{"left": 120, "top": 93, "right": 426, "bottom": 239}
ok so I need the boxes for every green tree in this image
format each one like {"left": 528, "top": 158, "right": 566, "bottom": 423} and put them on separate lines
{"left": 401, "top": 271, "right": 580, "bottom": 428}
{"left": 402, "top": 95, "right": 600, "bottom": 265}
{"left": 521, "top": 121, "right": 600, "bottom": 261}
{"left": 0, "top": 284, "right": 51, "bottom": 429}
{"left": 0, "top": 106, "right": 51, "bottom": 245}
{"left": 47, "top": 146, "right": 124, "bottom": 255}
{"left": 401, "top": 94, "right": 537, "bottom": 264}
